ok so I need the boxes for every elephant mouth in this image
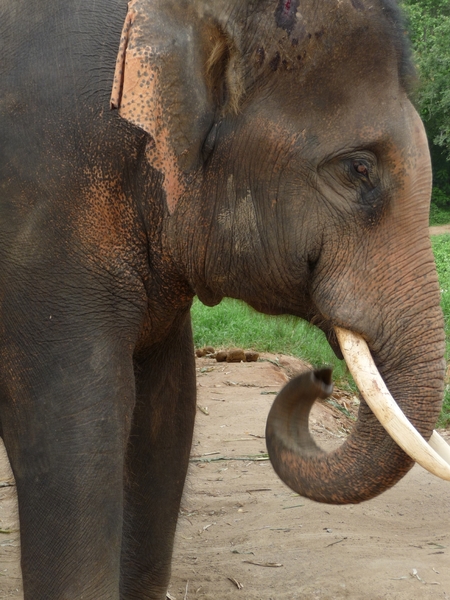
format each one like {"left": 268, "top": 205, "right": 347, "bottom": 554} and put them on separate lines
{"left": 334, "top": 328, "right": 450, "bottom": 480}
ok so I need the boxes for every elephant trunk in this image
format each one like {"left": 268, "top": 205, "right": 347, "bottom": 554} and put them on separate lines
{"left": 266, "top": 328, "right": 450, "bottom": 504}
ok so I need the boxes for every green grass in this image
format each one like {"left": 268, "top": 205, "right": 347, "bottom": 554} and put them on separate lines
{"left": 431, "top": 234, "right": 450, "bottom": 426}
{"left": 192, "top": 235, "right": 450, "bottom": 427}
{"left": 191, "top": 298, "right": 352, "bottom": 389}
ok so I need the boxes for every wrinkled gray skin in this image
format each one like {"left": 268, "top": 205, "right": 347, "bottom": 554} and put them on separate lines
{"left": 0, "top": 0, "right": 445, "bottom": 598}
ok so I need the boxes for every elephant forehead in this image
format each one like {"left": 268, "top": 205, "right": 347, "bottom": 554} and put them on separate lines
{"left": 231, "top": 0, "right": 412, "bottom": 99}
{"left": 274, "top": 0, "right": 300, "bottom": 35}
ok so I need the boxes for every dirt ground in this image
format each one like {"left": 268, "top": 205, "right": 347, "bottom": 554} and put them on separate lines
{"left": 430, "top": 224, "right": 450, "bottom": 236}
{"left": 0, "top": 353, "right": 449, "bottom": 600}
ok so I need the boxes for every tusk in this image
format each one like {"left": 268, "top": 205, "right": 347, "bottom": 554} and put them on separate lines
{"left": 335, "top": 327, "right": 450, "bottom": 482}
{"left": 429, "top": 430, "right": 450, "bottom": 465}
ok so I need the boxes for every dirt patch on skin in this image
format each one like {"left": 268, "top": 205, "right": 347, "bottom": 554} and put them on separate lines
{"left": 0, "top": 354, "right": 449, "bottom": 599}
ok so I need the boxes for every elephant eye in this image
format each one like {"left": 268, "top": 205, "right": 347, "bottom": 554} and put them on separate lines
{"left": 352, "top": 159, "right": 370, "bottom": 178}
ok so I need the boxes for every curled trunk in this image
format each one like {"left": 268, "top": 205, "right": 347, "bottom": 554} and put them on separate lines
{"left": 266, "top": 329, "right": 450, "bottom": 504}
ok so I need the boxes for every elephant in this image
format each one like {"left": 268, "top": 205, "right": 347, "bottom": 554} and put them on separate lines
{"left": 1, "top": 0, "right": 450, "bottom": 598}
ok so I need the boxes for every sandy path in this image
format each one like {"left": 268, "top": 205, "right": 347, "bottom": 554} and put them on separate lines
{"left": 1, "top": 354, "right": 449, "bottom": 599}
{"left": 430, "top": 225, "right": 450, "bottom": 236}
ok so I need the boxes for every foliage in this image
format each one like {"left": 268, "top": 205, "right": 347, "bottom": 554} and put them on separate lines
{"left": 403, "top": 0, "right": 450, "bottom": 211}
{"left": 429, "top": 203, "right": 450, "bottom": 226}
{"left": 404, "top": 0, "right": 450, "bottom": 155}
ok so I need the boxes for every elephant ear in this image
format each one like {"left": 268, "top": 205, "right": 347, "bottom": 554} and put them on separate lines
{"left": 111, "top": 0, "right": 233, "bottom": 213}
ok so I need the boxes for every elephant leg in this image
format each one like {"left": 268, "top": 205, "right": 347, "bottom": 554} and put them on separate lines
{"left": 0, "top": 337, "right": 136, "bottom": 600}
{"left": 120, "top": 314, "right": 197, "bottom": 600}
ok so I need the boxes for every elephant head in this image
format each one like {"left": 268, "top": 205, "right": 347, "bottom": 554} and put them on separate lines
{"left": 112, "top": 0, "right": 449, "bottom": 502}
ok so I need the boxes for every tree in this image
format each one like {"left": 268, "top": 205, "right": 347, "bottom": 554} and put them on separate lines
{"left": 402, "top": 0, "right": 450, "bottom": 209}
